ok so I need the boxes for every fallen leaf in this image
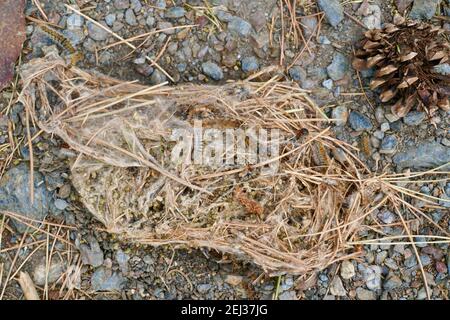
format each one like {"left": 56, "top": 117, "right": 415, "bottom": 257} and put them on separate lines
{"left": 0, "top": 0, "right": 26, "bottom": 91}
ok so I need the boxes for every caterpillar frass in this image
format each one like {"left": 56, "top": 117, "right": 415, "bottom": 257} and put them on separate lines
{"left": 39, "top": 25, "right": 83, "bottom": 65}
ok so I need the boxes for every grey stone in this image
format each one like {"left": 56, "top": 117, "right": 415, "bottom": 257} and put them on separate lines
{"left": 349, "top": 111, "right": 373, "bottom": 131}
{"left": 125, "top": 9, "right": 137, "bottom": 26}
{"left": 363, "top": 265, "right": 382, "bottom": 290}
{"left": 54, "top": 199, "right": 68, "bottom": 210}
{"left": 157, "top": 21, "right": 175, "bottom": 34}
{"left": 146, "top": 16, "right": 155, "bottom": 27}
{"left": 0, "top": 164, "right": 53, "bottom": 233}
{"left": 91, "top": 267, "right": 126, "bottom": 291}
{"left": 362, "top": 5, "right": 382, "bottom": 29}
{"left": 318, "top": 35, "right": 331, "bottom": 45}
{"left": 197, "top": 283, "right": 212, "bottom": 293}
{"left": 289, "top": 66, "right": 307, "bottom": 82}
{"left": 330, "top": 276, "right": 346, "bottom": 296}
{"left": 115, "top": 249, "right": 130, "bottom": 274}
{"left": 322, "top": 79, "right": 333, "bottom": 90}
{"left": 327, "top": 52, "right": 349, "bottom": 81}
{"left": 33, "top": 257, "right": 64, "bottom": 286}
{"left": 202, "top": 61, "right": 223, "bottom": 80}
{"left": 380, "top": 135, "right": 398, "bottom": 154}
{"left": 378, "top": 210, "right": 395, "bottom": 224}
{"left": 278, "top": 290, "right": 297, "bottom": 300}
{"left": 113, "top": 0, "right": 130, "bottom": 10}
{"left": 356, "top": 287, "right": 376, "bottom": 300}
{"left": 241, "top": 56, "right": 259, "bottom": 73}
{"left": 165, "top": 7, "right": 186, "bottom": 19}
{"left": 433, "top": 63, "right": 450, "bottom": 76}
{"left": 130, "top": 0, "right": 142, "bottom": 12}
{"left": 228, "top": 17, "right": 253, "bottom": 37}
{"left": 403, "top": 111, "right": 425, "bottom": 126}
{"left": 393, "top": 141, "right": 450, "bottom": 169}
{"left": 409, "top": 0, "right": 440, "bottom": 20}
{"left": 66, "top": 14, "right": 84, "bottom": 29}
{"left": 216, "top": 10, "right": 233, "bottom": 23}
{"left": 301, "top": 16, "right": 318, "bottom": 38}
{"left": 420, "top": 254, "right": 432, "bottom": 266}
{"left": 383, "top": 274, "right": 402, "bottom": 290}
{"left": 380, "top": 122, "right": 390, "bottom": 132}
{"left": 79, "top": 237, "right": 104, "bottom": 267}
{"left": 105, "top": 14, "right": 116, "bottom": 27}
{"left": 317, "top": 0, "right": 344, "bottom": 28}
{"left": 150, "top": 69, "right": 167, "bottom": 85}
{"left": 87, "top": 22, "right": 109, "bottom": 41}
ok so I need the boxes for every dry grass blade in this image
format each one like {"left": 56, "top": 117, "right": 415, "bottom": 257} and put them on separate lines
{"left": 17, "top": 271, "right": 40, "bottom": 300}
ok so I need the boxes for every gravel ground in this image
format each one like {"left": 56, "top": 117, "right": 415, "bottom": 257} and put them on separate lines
{"left": 0, "top": 0, "right": 449, "bottom": 300}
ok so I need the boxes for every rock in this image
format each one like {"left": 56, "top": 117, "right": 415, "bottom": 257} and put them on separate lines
{"left": 87, "top": 22, "right": 109, "bottom": 41}
{"left": 165, "top": 7, "right": 186, "bottom": 19}
{"left": 216, "top": 10, "right": 233, "bottom": 23}
{"left": 318, "top": 35, "right": 331, "bottom": 45}
{"left": 114, "top": 0, "right": 130, "bottom": 10}
{"left": 146, "top": 16, "right": 155, "bottom": 27}
{"left": 396, "top": 0, "right": 414, "bottom": 13}
{"left": 327, "top": 52, "right": 349, "bottom": 81}
{"left": 322, "top": 79, "right": 333, "bottom": 90}
{"left": 91, "top": 267, "right": 126, "bottom": 291}
{"left": 225, "top": 275, "right": 243, "bottom": 286}
{"left": 380, "top": 122, "right": 390, "bottom": 132}
{"left": 115, "top": 249, "right": 130, "bottom": 274}
{"left": 125, "top": 8, "right": 137, "bottom": 26}
{"left": 228, "top": 17, "right": 253, "bottom": 37}
{"left": 288, "top": 66, "right": 307, "bottom": 82}
{"left": 150, "top": 69, "right": 167, "bottom": 85}
{"left": 436, "top": 261, "right": 447, "bottom": 274}
{"left": 33, "top": 257, "right": 64, "bottom": 286}
{"left": 383, "top": 274, "right": 402, "bottom": 290}
{"left": 78, "top": 236, "right": 104, "bottom": 267}
{"left": 157, "top": 21, "right": 175, "bottom": 34}
{"left": 332, "top": 106, "right": 348, "bottom": 126}
{"left": 356, "top": 287, "right": 376, "bottom": 300}
{"left": 66, "top": 13, "right": 84, "bottom": 30}
{"left": 409, "top": 0, "right": 440, "bottom": 20}
{"left": 362, "top": 5, "right": 382, "bottom": 29}
{"left": 378, "top": 210, "right": 395, "bottom": 224}
{"left": 241, "top": 56, "right": 259, "bottom": 73}
{"left": 349, "top": 111, "right": 373, "bottom": 131}
{"left": 300, "top": 16, "right": 318, "bottom": 38}
{"left": 130, "top": 0, "right": 142, "bottom": 12}
{"left": 317, "top": 0, "right": 344, "bottom": 28}
{"left": 340, "top": 260, "right": 355, "bottom": 279}
{"left": 249, "top": 10, "right": 267, "bottom": 32}
{"left": 380, "top": 135, "right": 398, "bottom": 154}
{"left": 403, "top": 111, "right": 425, "bottom": 126}
{"left": 197, "top": 283, "right": 212, "bottom": 293}
{"left": 363, "top": 265, "right": 382, "bottom": 290}
{"left": 105, "top": 14, "right": 116, "bottom": 27}
{"left": 202, "top": 61, "right": 223, "bottom": 80}
{"left": 54, "top": 199, "right": 68, "bottom": 210}
{"left": 393, "top": 141, "right": 450, "bottom": 169}
{"left": 278, "top": 290, "right": 297, "bottom": 300}
{"left": 433, "top": 63, "right": 450, "bottom": 76}
{"left": 330, "top": 276, "right": 346, "bottom": 296}
{"left": 0, "top": 164, "right": 53, "bottom": 233}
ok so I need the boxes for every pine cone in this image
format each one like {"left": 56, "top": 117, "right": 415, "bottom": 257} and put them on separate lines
{"left": 353, "top": 15, "right": 450, "bottom": 117}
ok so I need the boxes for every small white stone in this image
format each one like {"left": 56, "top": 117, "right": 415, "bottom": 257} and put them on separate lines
{"left": 380, "top": 122, "right": 390, "bottom": 132}
{"left": 340, "top": 260, "right": 356, "bottom": 280}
